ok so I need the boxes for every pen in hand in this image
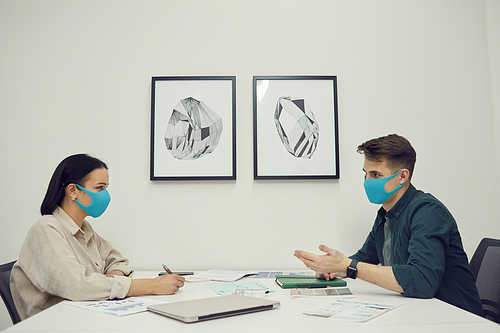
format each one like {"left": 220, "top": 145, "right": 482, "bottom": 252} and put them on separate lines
{"left": 162, "top": 264, "right": 173, "bottom": 274}
{"left": 161, "top": 264, "right": 190, "bottom": 283}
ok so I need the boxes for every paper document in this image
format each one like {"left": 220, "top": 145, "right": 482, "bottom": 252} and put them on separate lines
{"left": 64, "top": 297, "right": 165, "bottom": 316}
{"left": 290, "top": 287, "right": 353, "bottom": 298}
{"left": 254, "top": 271, "right": 315, "bottom": 278}
{"left": 298, "top": 299, "right": 402, "bottom": 322}
{"left": 189, "top": 269, "right": 257, "bottom": 282}
{"left": 207, "top": 281, "right": 275, "bottom": 295}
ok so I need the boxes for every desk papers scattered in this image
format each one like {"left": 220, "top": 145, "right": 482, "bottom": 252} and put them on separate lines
{"left": 188, "top": 269, "right": 257, "bottom": 282}
{"left": 207, "top": 281, "right": 275, "bottom": 295}
{"left": 290, "top": 287, "right": 353, "bottom": 299}
{"left": 298, "top": 299, "right": 402, "bottom": 322}
{"left": 64, "top": 297, "right": 165, "bottom": 316}
{"left": 253, "top": 271, "right": 315, "bottom": 278}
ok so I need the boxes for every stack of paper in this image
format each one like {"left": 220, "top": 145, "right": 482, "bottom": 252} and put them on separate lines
{"left": 188, "top": 269, "right": 257, "bottom": 282}
{"left": 298, "top": 299, "right": 403, "bottom": 322}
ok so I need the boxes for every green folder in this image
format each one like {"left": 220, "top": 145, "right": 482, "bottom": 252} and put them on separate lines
{"left": 275, "top": 275, "right": 347, "bottom": 289}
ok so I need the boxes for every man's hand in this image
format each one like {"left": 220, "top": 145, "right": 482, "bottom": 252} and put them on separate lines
{"left": 294, "top": 244, "right": 351, "bottom": 279}
{"left": 315, "top": 272, "right": 337, "bottom": 281}
{"left": 296, "top": 244, "right": 404, "bottom": 293}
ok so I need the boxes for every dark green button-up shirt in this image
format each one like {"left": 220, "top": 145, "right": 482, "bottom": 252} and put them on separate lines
{"left": 350, "top": 184, "right": 484, "bottom": 317}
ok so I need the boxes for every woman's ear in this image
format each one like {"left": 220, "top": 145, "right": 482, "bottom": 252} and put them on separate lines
{"left": 66, "top": 184, "right": 78, "bottom": 200}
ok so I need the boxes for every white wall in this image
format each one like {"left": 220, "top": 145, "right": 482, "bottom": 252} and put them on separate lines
{"left": 488, "top": 0, "right": 500, "bottom": 195}
{"left": 1, "top": 0, "right": 499, "bottom": 329}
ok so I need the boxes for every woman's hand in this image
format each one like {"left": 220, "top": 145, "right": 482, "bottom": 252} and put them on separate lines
{"left": 151, "top": 274, "right": 185, "bottom": 295}
{"left": 127, "top": 274, "right": 185, "bottom": 297}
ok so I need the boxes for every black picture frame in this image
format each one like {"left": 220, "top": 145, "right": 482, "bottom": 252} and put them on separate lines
{"left": 150, "top": 76, "right": 236, "bottom": 180}
{"left": 253, "top": 76, "right": 339, "bottom": 180}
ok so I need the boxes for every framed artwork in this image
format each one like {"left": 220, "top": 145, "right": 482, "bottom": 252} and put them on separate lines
{"left": 150, "top": 76, "right": 236, "bottom": 180}
{"left": 253, "top": 76, "right": 339, "bottom": 180}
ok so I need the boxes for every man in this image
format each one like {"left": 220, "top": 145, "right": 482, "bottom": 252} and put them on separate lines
{"left": 294, "top": 134, "right": 484, "bottom": 317}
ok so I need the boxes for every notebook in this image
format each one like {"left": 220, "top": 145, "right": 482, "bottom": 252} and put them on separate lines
{"left": 147, "top": 295, "right": 280, "bottom": 323}
{"left": 275, "top": 275, "right": 347, "bottom": 289}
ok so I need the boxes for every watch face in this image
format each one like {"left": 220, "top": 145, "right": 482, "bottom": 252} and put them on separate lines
{"left": 347, "top": 262, "right": 358, "bottom": 279}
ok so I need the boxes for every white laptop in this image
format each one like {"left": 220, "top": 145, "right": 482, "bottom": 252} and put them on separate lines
{"left": 147, "top": 295, "right": 280, "bottom": 323}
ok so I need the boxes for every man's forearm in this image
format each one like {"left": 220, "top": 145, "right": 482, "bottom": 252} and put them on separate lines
{"left": 356, "top": 261, "right": 403, "bottom": 294}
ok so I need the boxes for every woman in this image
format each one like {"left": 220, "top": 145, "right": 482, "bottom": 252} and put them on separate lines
{"left": 10, "top": 154, "right": 185, "bottom": 320}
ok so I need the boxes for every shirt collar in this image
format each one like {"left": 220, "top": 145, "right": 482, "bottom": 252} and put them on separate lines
{"left": 376, "top": 184, "right": 418, "bottom": 224}
{"left": 52, "top": 206, "right": 90, "bottom": 236}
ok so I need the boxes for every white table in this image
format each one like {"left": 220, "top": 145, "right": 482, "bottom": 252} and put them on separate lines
{"left": 3, "top": 271, "right": 499, "bottom": 332}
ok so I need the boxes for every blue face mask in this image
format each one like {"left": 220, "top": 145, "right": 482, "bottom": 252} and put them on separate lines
{"left": 364, "top": 169, "right": 405, "bottom": 204}
{"left": 75, "top": 184, "right": 111, "bottom": 218}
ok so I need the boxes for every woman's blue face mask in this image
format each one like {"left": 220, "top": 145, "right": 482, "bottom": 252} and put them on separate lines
{"left": 363, "top": 169, "right": 405, "bottom": 204}
{"left": 74, "top": 184, "right": 111, "bottom": 218}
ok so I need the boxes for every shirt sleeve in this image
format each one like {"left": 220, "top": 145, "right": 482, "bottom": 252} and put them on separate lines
{"left": 19, "top": 220, "right": 132, "bottom": 301}
{"left": 391, "top": 200, "right": 451, "bottom": 298}
{"left": 93, "top": 233, "right": 134, "bottom": 277}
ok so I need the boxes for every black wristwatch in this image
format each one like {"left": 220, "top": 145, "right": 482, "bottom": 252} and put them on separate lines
{"left": 346, "top": 259, "right": 359, "bottom": 279}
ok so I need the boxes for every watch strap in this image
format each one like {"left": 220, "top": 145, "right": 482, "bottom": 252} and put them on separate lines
{"left": 347, "top": 259, "right": 359, "bottom": 279}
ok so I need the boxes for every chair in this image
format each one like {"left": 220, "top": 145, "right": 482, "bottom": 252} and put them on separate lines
{"left": 469, "top": 238, "right": 500, "bottom": 323}
{"left": 0, "top": 261, "right": 21, "bottom": 324}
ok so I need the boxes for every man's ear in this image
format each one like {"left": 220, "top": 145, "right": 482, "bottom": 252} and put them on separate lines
{"left": 400, "top": 169, "right": 410, "bottom": 184}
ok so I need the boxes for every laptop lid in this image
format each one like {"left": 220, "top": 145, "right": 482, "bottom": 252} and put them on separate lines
{"left": 147, "top": 295, "right": 280, "bottom": 323}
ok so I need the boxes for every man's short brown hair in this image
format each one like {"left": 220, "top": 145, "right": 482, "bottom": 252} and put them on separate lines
{"left": 357, "top": 134, "right": 417, "bottom": 178}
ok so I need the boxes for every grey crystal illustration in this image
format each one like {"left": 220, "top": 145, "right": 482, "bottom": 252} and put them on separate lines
{"left": 274, "top": 96, "right": 319, "bottom": 159}
{"left": 164, "top": 97, "right": 223, "bottom": 160}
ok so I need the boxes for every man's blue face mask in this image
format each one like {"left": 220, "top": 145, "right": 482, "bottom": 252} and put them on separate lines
{"left": 363, "top": 169, "right": 405, "bottom": 204}
{"left": 74, "top": 184, "right": 111, "bottom": 218}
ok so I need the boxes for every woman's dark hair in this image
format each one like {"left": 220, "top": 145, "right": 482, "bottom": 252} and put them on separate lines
{"left": 40, "top": 154, "right": 108, "bottom": 215}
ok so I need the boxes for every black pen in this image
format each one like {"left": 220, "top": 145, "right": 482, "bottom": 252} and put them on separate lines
{"left": 162, "top": 263, "right": 173, "bottom": 274}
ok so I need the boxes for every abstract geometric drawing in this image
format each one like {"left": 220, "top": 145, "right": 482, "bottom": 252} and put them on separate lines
{"left": 164, "top": 97, "right": 223, "bottom": 160}
{"left": 274, "top": 96, "right": 319, "bottom": 159}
